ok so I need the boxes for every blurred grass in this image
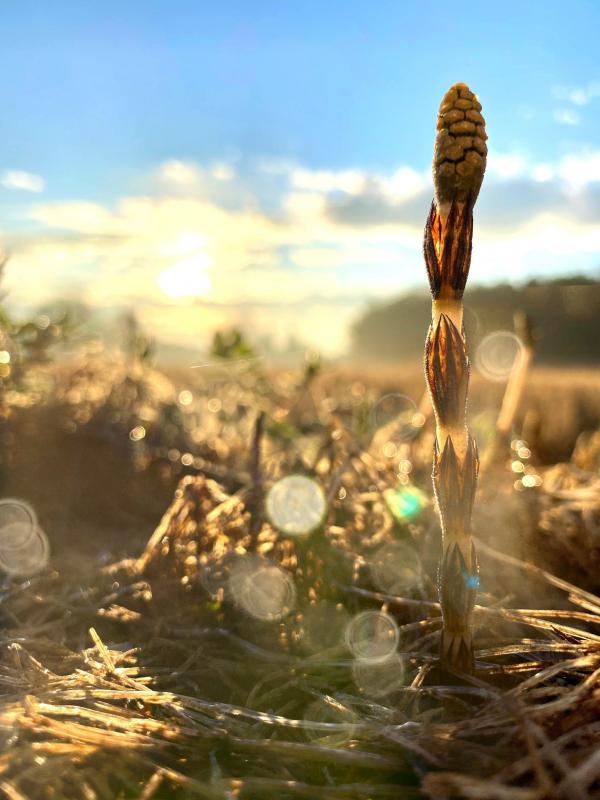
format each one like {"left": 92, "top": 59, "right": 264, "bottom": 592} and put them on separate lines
{"left": 0, "top": 355, "right": 599, "bottom": 798}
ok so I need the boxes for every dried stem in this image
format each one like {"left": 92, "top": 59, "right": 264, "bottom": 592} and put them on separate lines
{"left": 423, "top": 82, "right": 487, "bottom": 672}
{"left": 496, "top": 312, "right": 535, "bottom": 439}
{"left": 483, "top": 312, "right": 535, "bottom": 470}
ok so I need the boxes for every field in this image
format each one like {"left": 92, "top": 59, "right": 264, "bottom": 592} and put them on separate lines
{"left": 1, "top": 352, "right": 600, "bottom": 799}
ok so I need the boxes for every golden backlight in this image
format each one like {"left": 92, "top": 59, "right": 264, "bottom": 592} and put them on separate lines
{"left": 156, "top": 232, "right": 212, "bottom": 299}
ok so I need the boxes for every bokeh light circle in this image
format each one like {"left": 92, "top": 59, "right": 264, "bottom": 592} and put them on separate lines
{"left": 475, "top": 331, "right": 524, "bottom": 382}
{"left": 0, "top": 499, "right": 37, "bottom": 551}
{"left": 462, "top": 305, "right": 482, "bottom": 340}
{"left": 368, "top": 541, "right": 422, "bottom": 595}
{"left": 371, "top": 393, "right": 424, "bottom": 443}
{"left": 0, "top": 499, "right": 49, "bottom": 577}
{"left": 352, "top": 653, "right": 406, "bottom": 698}
{"left": 266, "top": 475, "right": 326, "bottom": 536}
{"left": 303, "top": 698, "right": 357, "bottom": 746}
{"left": 228, "top": 557, "right": 296, "bottom": 621}
{"left": 0, "top": 526, "right": 49, "bottom": 576}
{"left": 345, "top": 610, "right": 399, "bottom": 663}
{"left": 384, "top": 486, "right": 427, "bottom": 523}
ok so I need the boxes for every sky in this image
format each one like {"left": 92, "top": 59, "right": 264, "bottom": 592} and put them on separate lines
{"left": 0, "top": 0, "right": 599, "bottom": 356}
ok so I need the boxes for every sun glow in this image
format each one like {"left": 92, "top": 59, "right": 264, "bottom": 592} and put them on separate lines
{"left": 157, "top": 251, "right": 212, "bottom": 299}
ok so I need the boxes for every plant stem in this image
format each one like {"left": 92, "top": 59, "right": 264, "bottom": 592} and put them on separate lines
{"left": 423, "top": 83, "right": 487, "bottom": 671}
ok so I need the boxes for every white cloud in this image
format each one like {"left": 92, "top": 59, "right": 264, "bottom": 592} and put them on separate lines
{"left": 157, "top": 160, "right": 203, "bottom": 186}
{"left": 2, "top": 149, "right": 600, "bottom": 356}
{"left": 284, "top": 191, "right": 328, "bottom": 221}
{"left": 380, "top": 167, "right": 428, "bottom": 201}
{"left": 487, "top": 151, "right": 528, "bottom": 180}
{"left": 553, "top": 108, "right": 580, "bottom": 126}
{"left": 210, "top": 161, "right": 235, "bottom": 182}
{"left": 290, "top": 246, "right": 344, "bottom": 269}
{"left": 1, "top": 170, "right": 45, "bottom": 193}
{"left": 20, "top": 195, "right": 288, "bottom": 310}
{"left": 463, "top": 148, "right": 600, "bottom": 191}
{"left": 475, "top": 213, "right": 600, "bottom": 285}
{"left": 31, "top": 201, "right": 114, "bottom": 234}
{"left": 554, "top": 81, "right": 600, "bottom": 106}
{"left": 531, "top": 164, "right": 554, "bottom": 182}
{"left": 290, "top": 244, "right": 402, "bottom": 270}
{"left": 154, "top": 159, "right": 237, "bottom": 200}
{"left": 557, "top": 150, "right": 600, "bottom": 189}
{"left": 290, "top": 167, "right": 366, "bottom": 195}
{"left": 286, "top": 163, "right": 427, "bottom": 202}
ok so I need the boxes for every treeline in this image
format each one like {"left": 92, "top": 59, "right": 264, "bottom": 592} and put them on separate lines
{"left": 351, "top": 276, "right": 600, "bottom": 364}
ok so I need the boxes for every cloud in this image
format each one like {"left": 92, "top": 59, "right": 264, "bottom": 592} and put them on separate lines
{"left": 554, "top": 108, "right": 580, "bottom": 126}
{"left": 31, "top": 201, "right": 115, "bottom": 234}
{"left": 487, "top": 152, "right": 528, "bottom": 180}
{"left": 531, "top": 164, "right": 554, "bottom": 182}
{"left": 554, "top": 81, "right": 600, "bottom": 106}
{"left": 2, "top": 150, "right": 599, "bottom": 356}
{"left": 290, "top": 246, "right": 345, "bottom": 269}
{"left": 281, "top": 162, "right": 430, "bottom": 232}
{"left": 473, "top": 214, "right": 600, "bottom": 286}
{"left": 287, "top": 164, "right": 427, "bottom": 202}
{"left": 324, "top": 185, "right": 427, "bottom": 229}
{"left": 318, "top": 148, "right": 600, "bottom": 229}
{"left": 290, "top": 167, "right": 366, "bottom": 195}
{"left": 290, "top": 244, "right": 403, "bottom": 270}
{"left": 156, "top": 253, "right": 212, "bottom": 298}
{"left": 14, "top": 190, "right": 371, "bottom": 323}
{"left": 1, "top": 170, "right": 45, "bottom": 193}
{"left": 156, "top": 158, "right": 236, "bottom": 189}
{"left": 157, "top": 160, "right": 203, "bottom": 186}
{"left": 551, "top": 81, "right": 600, "bottom": 127}
{"left": 558, "top": 150, "right": 600, "bottom": 190}
{"left": 210, "top": 161, "right": 235, "bottom": 182}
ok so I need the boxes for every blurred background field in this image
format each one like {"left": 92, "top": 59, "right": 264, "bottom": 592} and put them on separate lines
{"left": 3, "top": 302, "right": 600, "bottom": 567}
{"left": 1, "top": 308, "right": 600, "bottom": 798}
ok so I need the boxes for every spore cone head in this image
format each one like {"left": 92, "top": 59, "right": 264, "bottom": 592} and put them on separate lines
{"left": 433, "top": 83, "right": 487, "bottom": 208}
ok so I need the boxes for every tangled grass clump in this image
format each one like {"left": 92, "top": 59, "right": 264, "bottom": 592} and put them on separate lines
{"left": 1, "top": 350, "right": 600, "bottom": 798}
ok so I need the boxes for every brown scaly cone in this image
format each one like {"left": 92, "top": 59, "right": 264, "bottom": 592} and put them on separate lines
{"left": 434, "top": 82, "right": 487, "bottom": 214}
{"left": 423, "top": 82, "right": 487, "bottom": 672}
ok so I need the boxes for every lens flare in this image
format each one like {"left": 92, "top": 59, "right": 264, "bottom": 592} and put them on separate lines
{"left": 0, "top": 527, "right": 49, "bottom": 576}
{"left": 368, "top": 541, "right": 422, "bottom": 595}
{"left": 266, "top": 475, "right": 326, "bottom": 536}
{"left": 475, "top": 331, "right": 524, "bottom": 382}
{"left": 0, "top": 499, "right": 37, "bottom": 549}
{"left": 157, "top": 252, "right": 212, "bottom": 299}
{"left": 0, "top": 499, "right": 50, "bottom": 577}
{"left": 345, "top": 610, "right": 399, "bottom": 663}
{"left": 228, "top": 557, "right": 296, "bottom": 621}
{"left": 371, "top": 393, "right": 423, "bottom": 442}
{"left": 303, "top": 698, "right": 357, "bottom": 746}
{"left": 352, "top": 653, "right": 406, "bottom": 698}
{"left": 178, "top": 390, "right": 194, "bottom": 406}
{"left": 384, "top": 486, "right": 427, "bottom": 522}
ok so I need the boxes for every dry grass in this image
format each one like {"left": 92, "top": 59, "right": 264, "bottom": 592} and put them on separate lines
{"left": 1, "top": 356, "right": 600, "bottom": 799}
{"left": 318, "top": 364, "right": 600, "bottom": 464}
